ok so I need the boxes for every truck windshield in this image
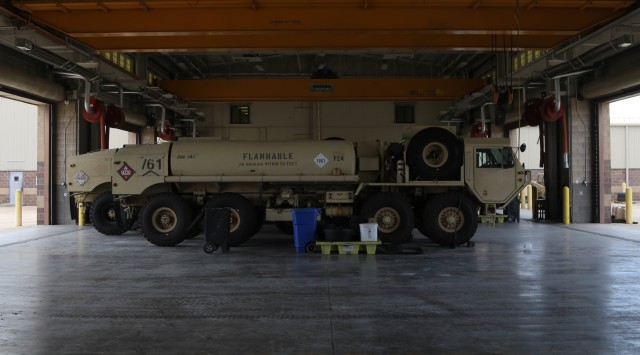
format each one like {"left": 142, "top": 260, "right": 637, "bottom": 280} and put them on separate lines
{"left": 476, "top": 147, "right": 514, "bottom": 168}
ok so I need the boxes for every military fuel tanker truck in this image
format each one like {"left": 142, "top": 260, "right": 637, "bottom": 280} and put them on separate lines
{"left": 65, "top": 127, "right": 530, "bottom": 247}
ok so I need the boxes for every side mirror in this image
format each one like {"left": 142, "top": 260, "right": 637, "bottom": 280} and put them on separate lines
{"left": 520, "top": 143, "right": 527, "bottom": 152}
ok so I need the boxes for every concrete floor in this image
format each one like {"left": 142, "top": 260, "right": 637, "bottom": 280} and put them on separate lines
{"left": 0, "top": 206, "right": 37, "bottom": 231}
{"left": 1, "top": 217, "right": 640, "bottom": 354}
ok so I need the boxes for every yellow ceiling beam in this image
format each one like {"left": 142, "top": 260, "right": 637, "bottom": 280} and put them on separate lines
{"left": 15, "top": 7, "right": 619, "bottom": 33}
{"left": 157, "top": 78, "right": 488, "bottom": 102}
{"left": 11, "top": 5, "right": 629, "bottom": 52}
{"left": 79, "top": 33, "right": 564, "bottom": 52}
{"left": 14, "top": 1, "right": 634, "bottom": 12}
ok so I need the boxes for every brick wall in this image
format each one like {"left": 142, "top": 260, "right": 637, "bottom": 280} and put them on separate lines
{"left": 0, "top": 170, "right": 38, "bottom": 206}
{"left": 610, "top": 169, "right": 640, "bottom": 200}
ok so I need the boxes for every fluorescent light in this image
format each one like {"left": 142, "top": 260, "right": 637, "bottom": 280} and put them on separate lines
{"left": 616, "top": 34, "right": 633, "bottom": 48}
{"left": 15, "top": 38, "right": 32, "bottom": 51}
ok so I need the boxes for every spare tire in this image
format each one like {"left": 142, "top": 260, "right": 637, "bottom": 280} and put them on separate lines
{"left": 406, "top": 127, "right": 461, "bottom": 181}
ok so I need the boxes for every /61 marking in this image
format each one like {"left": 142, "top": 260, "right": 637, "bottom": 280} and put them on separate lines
{"left": 140, "top": 155, "right": 163, "bottom": 176}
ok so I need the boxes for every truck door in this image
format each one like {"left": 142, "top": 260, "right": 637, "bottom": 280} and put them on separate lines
{"left": 471, "top": 147, "right": 521, "bottom": 204}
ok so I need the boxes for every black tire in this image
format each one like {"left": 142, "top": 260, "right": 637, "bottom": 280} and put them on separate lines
{"left": 203, "top": 243, "right": 218, "bottom": 254}
{"left": 204, "top": 193, "right": 257, "bottom": 247}
{"left": 359, "top": 193, "right": 414, "bottom": 244}
{"left": 422, "top": 192, "right": 478, "bottom": 247}
{"left": 305, "top": 242, "right": 315, "bottom": 253}
{"left": 406, "top": 127, "right": 461, "bottom": 181}
{"left": 90, "top": 192, "right": 134, "bottom": 235}
{"left": 141, "top": 193, "right": 193, "bottom": 247}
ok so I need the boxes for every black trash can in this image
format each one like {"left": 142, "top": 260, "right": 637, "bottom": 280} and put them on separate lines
{"left": 505, "top": 198, "right": 520, "bottom": 223}
{"left": 203, "top": 207, "right": 230, "bottom": 254}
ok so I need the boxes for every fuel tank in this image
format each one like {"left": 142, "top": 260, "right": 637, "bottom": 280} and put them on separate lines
{"left": 169, "top": 139, "right": 356, "bottom": 177}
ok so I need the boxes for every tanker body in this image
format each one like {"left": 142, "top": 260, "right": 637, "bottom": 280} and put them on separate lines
{"left": 66, "top": 127, "right": 530, "bottom": 248}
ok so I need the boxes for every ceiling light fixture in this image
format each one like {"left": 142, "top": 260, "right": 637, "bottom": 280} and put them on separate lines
{"left": 617, "top": 34, "right": 633, "bottom": 48}
{"left": 15, "top": 38, "right": 33, "bottom": 51}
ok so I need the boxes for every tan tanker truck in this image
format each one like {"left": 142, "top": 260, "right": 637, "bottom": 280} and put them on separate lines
{"left": 65, "top": 127, "right": 530, "bottom": 248}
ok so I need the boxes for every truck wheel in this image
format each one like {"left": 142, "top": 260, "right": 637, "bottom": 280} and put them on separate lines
{"left": 205, "top": 193, "right": 257, "bottom": 247}
{"left": 90, "top": 192, "right": 134, "bottom": 235}
{"left": 141, "top": 193, "right": 192, "bottom": 247}
{"left": 422, "top": 192, "right": 478, "bottom": 247}
{"left": 360, "top": 193, "right": 414, "bottom": 244}
{"left": 406, "top": 127, "right": 461, "bottom": 181}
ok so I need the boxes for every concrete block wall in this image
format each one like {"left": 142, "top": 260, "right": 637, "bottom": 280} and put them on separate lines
{"left": 54, "top": 102, "right": 78, "bottom": 225}
{"left": 598, "top": 102, "right": 612, "bottom": 223}
{"left": 570, "top": 98, "right": 594, "bottom": 223}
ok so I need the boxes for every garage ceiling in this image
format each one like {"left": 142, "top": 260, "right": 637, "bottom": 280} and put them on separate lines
{"left": 11, "top": 0, "right": 633, "bottom": 52}
{"left": 2, "top": 0, "right": 639, "bottom": 103}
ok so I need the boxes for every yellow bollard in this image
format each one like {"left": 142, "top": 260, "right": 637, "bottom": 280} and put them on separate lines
{"left": 520, "top": 189, "right": 526, "bottom": 209}
{"left": 562, "top": 186, "right": 570, "bottom": 225}
{"left": 626, "top": 187, "right": 633, "bottom": 225}
{"left": 527, "top": 185, "right": 533, "bottom": 210}
{"left": 15, "top": 189, "right": 22, "bottom": 227}
{"left": 78, "top": 202, "right": 86, "bottom": 227}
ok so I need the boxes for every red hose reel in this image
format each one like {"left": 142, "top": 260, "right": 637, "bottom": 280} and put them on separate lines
{"left": 470, "top": 121, "right": 488, "bottom": 138}
{"left": 520, "top": 95, "right": 569, "bottom": 168}
{"left": 81, "top": 97, "right": 105, "bottom": 124}
{"left": 157, "top": 121, "right": 174, "bottom": 141}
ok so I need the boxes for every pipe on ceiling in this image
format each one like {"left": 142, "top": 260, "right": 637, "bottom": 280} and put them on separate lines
{"left": 544, "top": 36, "right": 632, "bottom": 80}
{"left": 0, "top": 61, "right": 64, "bottom": 101}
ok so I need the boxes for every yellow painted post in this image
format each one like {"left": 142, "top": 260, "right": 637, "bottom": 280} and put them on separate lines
{"left": 78, "top": 202, "right": 86, "bottom": 227}
{"left": 562, "top": 186, "right": 570, "bottom": 225}
{"left": 520, "top": 189, "right": 526, "bottom": 209}
{"left": 527, "top": 185, "right": 533, "bottom": 210}
{"left": 625, "top": 187, "right": 633, "bottom": 225}
{"left": 622, "top": 182, "right": 627, "bottom": 192}
{"left": 15, "top": 189, "right": 22, "bottom": 227}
